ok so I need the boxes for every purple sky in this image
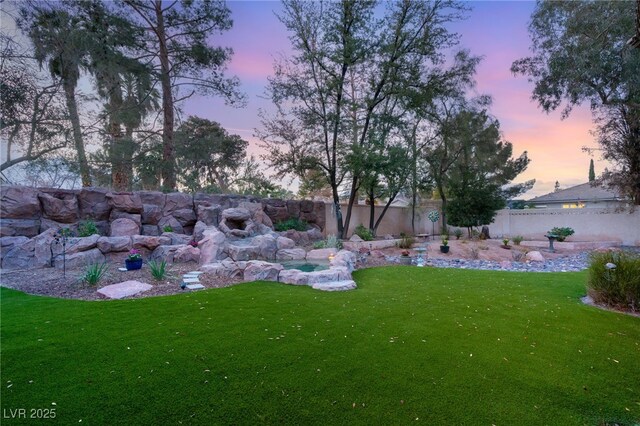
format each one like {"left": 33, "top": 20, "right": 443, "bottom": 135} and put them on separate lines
{"left": 183, "top": 1, "right": 601, "bottom": 199}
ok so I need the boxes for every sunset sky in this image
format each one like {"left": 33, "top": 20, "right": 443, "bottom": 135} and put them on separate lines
{"left": 184, "top": 0, "right": 604, "bottom": 199}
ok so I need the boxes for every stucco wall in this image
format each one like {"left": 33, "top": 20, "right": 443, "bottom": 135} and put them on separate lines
{"left": 323, "top": 201, "right": 443, "bottom": 237}
{"left": 487, "top": 207, "right": 640, "bottom": 246}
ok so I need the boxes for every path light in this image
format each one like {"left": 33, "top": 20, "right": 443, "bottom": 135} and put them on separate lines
{"left": 605, "top": 262, "right": 617, "bottom": 270}
{"left": 328, "top": 253, "right": 335, "bottom": 262}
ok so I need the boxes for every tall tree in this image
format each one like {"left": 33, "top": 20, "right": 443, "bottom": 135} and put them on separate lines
{"left": 0, "top": 34, "right": 70, "bottom": 172}
{"left": 174, "top": 117, "right": 248, "bottom": 193}
{"left": 446, "top": 112, "right": 533, "bottom": 234}
{"left": 19, "top": 1, "right": 93, "bottom": 186}
{"left": 588, "top": 159, "right": 596, "bottom": 182}
{"left": 260, "top": 0, "right": 467, "bottom": 238}
{"left": 512, "top": 1, "right": 640, "bottom": 204}
{"left": 123, "top": 0, "right": 244, "bottom": 191}
{"left": 76, "top": 1, "right": 157, "bottom": 191}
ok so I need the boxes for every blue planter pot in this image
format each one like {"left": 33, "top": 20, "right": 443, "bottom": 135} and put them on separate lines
{"left": 125, "top": 258, "right": 143, "bottom": 271}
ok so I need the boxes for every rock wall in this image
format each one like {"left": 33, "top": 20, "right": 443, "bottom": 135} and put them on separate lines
{"left": 0, "top": 185, "right": 326, "bottom": 238}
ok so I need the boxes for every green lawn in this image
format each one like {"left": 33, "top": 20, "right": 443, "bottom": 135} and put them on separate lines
{"left": 1, "top": 267, "right": 639, "bottom": 425}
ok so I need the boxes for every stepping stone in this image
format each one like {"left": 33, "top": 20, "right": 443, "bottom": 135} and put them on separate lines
{"left": 98, "top": 281, "right": 153, "bottom": 299}
{"left": 187, "top": 271, "right": 203, "bottom": 275}
{"left": 118, "top": 267, "right": 128, "bottom": 272}
{"left": 183, "top": 274, "right": 199, "bottom": 279}
{"left": 311, "top": 280, "right": 357, "bottom": 292}
{"left": 183, "top": 277, "right": 200, "bottom": 283}
{"left": 186, "top": 283, "right": 205, "bottom": 290}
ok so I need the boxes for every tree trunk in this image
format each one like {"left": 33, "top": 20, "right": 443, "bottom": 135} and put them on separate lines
{"left": 155, "top": 1, "right": 176, "bottom": 191}
{"left": 368, "top": 190, "right": 375, "bottom": 231}
{"left": 62, "top": 80, "right": 91, "bottom": 187}
{"left": 342, "top": 176, "right": 359, "bottom": 239}
{"left": 331, "top": 183, "right": 344, "bottom": 237}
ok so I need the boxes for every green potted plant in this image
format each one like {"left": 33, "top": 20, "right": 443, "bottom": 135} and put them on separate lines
{"left": 125, "top": 249, "right": 143, "bottom": 271}
{"left": 440, "top": 237, "right": 449, "bottom": 253}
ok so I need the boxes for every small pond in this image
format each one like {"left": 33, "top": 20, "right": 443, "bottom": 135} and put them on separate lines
{"left": 279, "top": 260, "right": 331, "bottom": 273}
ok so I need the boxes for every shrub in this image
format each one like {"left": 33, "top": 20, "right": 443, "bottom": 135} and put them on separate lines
{"left": 397, "top": 235, "right": 414, "bottom": 249}
{"left": 513, "top": 235, "right": 523, "bottom": 245}
{"left": 502, "top": 238, "right": 510, "bottom": 246}
{"left": 470, "top": 246, "right": 479, "bottom": 260}
{"left": 82, "top": 262, "right": 108, "bottom": 286}
{"left": 325, "top": 234, "right": 343, "bottom": 250}
{"left": 453, "top": 229, "right": 463, "bottom": 240}
{"left": 163, "top": 225, "right": 173, "bottom": 233}
{"left": 313, "top": 240, "right": 326, "bottom": 249}
{"left": 78, "top": 220, "right": 99, "bottom": 237}
{"left": 587, "top": 251, "right": 640, "bottom": 310}
{"left": 354, "top": 224, "right": 374, "bottom": 241}
{"left": 549, "top": 227, "right": 574, "bottom": 242}
{"left": 148, "top": 259, "right": 168, "bottom": 281}
{"left": 441, "top": 237, "right": 449, "bottom": 247}
{"left": 274, "top": 218, "right": 308, "bottom": 232}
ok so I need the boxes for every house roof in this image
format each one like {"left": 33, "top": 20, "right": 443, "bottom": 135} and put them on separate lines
{"left": 528, "top": 182, "right": 621, "bottom": 204}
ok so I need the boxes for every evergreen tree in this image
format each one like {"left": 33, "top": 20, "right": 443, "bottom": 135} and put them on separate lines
{"left": 589, "top": 159, "right": 596, "bottom": 182}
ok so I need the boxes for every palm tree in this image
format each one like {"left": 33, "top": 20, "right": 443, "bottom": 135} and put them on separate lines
{"left": 19, "top": 3, "right": 93, "bottom": 187}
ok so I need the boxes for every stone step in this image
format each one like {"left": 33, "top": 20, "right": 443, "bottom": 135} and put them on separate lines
{"left": 311, "top": 280, "right": 357, "bottom": 292}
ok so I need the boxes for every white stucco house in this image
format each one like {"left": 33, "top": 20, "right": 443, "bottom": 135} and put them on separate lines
{"left": 527, "top": 182, "right": 628, "bottom": 209}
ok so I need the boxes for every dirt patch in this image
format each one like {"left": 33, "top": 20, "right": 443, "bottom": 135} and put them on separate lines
{"left": 0, "top": 262, "right": 241, "bottom": 301}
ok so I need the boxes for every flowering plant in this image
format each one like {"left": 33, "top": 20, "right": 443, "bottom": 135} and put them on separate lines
{"left": 401, "top": 250, "right": 410, "bottom": 257}
{"left": 127, "top": 249, "right": 142, "bottom": 261}
{"left": 441, "top": 237, "right": 449, "bottom": 247}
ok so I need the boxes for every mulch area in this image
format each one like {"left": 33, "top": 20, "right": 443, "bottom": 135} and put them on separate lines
{"left": 0, "top": 263, "right": 241, "bottom": 301}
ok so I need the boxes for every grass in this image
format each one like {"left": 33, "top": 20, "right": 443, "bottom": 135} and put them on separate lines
{"left": 1, "top": 267, "right": 639, "bottom": 425}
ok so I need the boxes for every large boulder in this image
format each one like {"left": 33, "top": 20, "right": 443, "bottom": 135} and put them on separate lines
{"left": 97, "top": 236, "right": 132, "bottom": 253}
{"left": 38, "top": 191, "right": 78, "bottom": 223}
{"left": 132, "top": 235, "right": 171, "bottom": 251}
{"left": 174, "top": 245, "right": 200, "bottom": 263}
{"left": 149, "top": 245, "right": 180, "bottom": 263}
{"left": 198, "top": 227, "right": 227, "bottom": 264}
{"left": 141, "top": 204, "right": 163, "bottom": 225}
{"left": 306, "top": 248, "right": 338, "bottom": 260}
{"left": 62, "top": 234, "right": 100, "bottom": 255}
{"left": 277, "top": 269, "right": 307, "bottom": 286}
{"left": 55, "top": 248, "right": 105, "bottom": 269}
{"left": 163, "top": 232, "right": 191, "bottom": 245}
{"left": 219, "top": 208, "right": 256, "bottom": 238}
{"left": 33, "top": 228, "right": 58, "bottom": 268}
{"left": 526, "top": 251, "right": 545, "bottom": 262}
{"left": 226, "top": 241, "right": 260, "bottom": 261}
{"left": 78, "top": 187, "right": 111, "bottom": 220}
{"left": 0, "top": 236, "right": 29, "bottom": 260}
{"left": 0, "top": 218, "right": 40, "bottom": 237}
{"left": 331, "top": 250, "right": 356, "bottom": 272}
{"left": 1, "top": 239, "right": 35, "bottom": 270}
{"left": 106, "top": 192, "right": 143, "bottom": 214}
{"left": 193, "top": 221, "right": 207, "bottom": 243}
{"left": 141, "top": 225, "right": 160, "bottom": 236}
{"left": 158, "top": 216, "right": 184, "bottom": 234}
{"left": 98, "top": 281, "right": 152, "bottom": 299}
{"left": 164, "top": 192, "right": 192, "bottom": 215}
{"left": 239, "top": 201, "right": 273, "bottom": 228}
{"left": 196, "top": 204, "right": 221, "bottom": 227}
{"left": 110, "top": 218, "right": 140, "bottom": 237}
{"left": 276, "top": 248, "right": 307, "bottom": 261}
{"left": 243, "top": 260, "right": 283, "bottom": 282}
{"left": 252, "top": 234, "right": 278, "bottom": 260}
{"left": 109, "top": 211, "right": 142, "bottom": 227}
{"left": 172, "top": 208, "right": 197, "bottom": 227}
{"left": 276, "top": 236, "right": 295, "bottom": 250}
{"left": 0, "top": 185, "right": 41, "bottom": 219}
{"left": 201, "top": 260, "right": 245, "bottom": 278}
